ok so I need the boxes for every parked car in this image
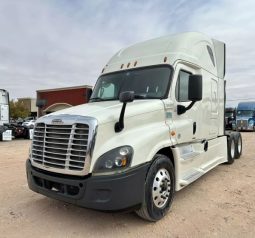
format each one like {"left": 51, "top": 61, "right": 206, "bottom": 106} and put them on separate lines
{"left": 22, "top": 120, "right": 35, "bottom": 128}
{"left": 24, "top": 116, "right": 36, "bottom": 121}
{"left": 16, "top": 118, "right": 24, "bottom": 126}
{"left": 3, "top": 123, "right": 30, "bottom": 139}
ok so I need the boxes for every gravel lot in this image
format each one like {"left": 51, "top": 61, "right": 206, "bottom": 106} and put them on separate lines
{"left": 0, "top": 133, "right": 255, "bottom": 238}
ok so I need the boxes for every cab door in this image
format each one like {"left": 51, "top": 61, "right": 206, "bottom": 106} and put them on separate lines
{"left": 170, "top": 63, "right": 202, "bottom": 144}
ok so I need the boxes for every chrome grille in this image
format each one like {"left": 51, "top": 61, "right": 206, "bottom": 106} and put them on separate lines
{"left": 236, "top": 119, "right": 248, "bottom": 128}
{"left": 32, "top": 123, "right": 89, "bottom": 171}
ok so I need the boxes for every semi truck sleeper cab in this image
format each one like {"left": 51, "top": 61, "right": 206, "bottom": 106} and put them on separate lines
{"left": 26, "top": 32, "right": 242, "bottom": 221}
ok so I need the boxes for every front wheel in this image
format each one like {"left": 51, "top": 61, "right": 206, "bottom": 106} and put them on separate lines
{"left": 135, "top": 154, "right": 175, "bottom": 221}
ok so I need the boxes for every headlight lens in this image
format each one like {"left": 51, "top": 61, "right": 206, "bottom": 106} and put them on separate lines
{"left": 249, "top": 119, "right": 254, "bottom": 126}
{"left": 93, "top": 146, "right": 133, "bottom": 173}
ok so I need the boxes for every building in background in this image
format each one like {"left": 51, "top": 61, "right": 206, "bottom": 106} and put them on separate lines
{"left": 18, "top": 97, "right": 37, "bottom": 117}
{"left": 36, "top": 85, "right": 92, "bottom": 117}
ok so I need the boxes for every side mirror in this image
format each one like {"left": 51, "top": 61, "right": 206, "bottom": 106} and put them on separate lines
{"left": 115, "top": 91, "right": 134, "bottom": 132}
{"left": 188, "top": 75, "right": 202, "bottom": 101}
{"left": 177, "top": 75, "right": 202, "bottom": 115}
{"left": 119, "top": 91, "right": 134, "bottom": 103}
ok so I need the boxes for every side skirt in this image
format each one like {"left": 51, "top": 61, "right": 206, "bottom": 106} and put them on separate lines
{"left": 172, "top": 136, "right": 228, "bottom": 191}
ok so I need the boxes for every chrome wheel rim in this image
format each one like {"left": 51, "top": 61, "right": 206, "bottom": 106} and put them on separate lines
{"left": 152, "top": 168, "right": 171, "bottom": 208}
{"left": 231, "top": 140, "right": 235, "bottom": 158}
{"left": 238, "top": 137, "right": 242, "bottom": 153}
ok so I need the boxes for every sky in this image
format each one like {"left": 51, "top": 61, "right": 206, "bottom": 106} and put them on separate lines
{"left": 0, "top": 0, "right": 255, "bottom": 107}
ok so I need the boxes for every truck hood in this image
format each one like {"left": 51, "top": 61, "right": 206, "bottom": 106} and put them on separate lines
{"left": 42, "top": 100, "right": 165, "bottom": 125}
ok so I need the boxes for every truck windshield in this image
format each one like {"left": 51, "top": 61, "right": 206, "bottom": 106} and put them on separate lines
{"left": 237, "top": 110, "right": 253, "bottom": 117}
{"left": 90, "top": 66, "right": 172, "bottom": 102}
{"left": 225, "top": 112, "right": 233, "bottom": 117}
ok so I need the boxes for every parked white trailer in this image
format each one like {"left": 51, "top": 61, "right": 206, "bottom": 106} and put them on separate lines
{"left": 0, "top": 89, "right": 10, "bottom": 140}
{"left": 26, "top": 32, "right": 242, "bottom": 221}
{"left": 0, "top": 89, "right": 9, "bottom": 125}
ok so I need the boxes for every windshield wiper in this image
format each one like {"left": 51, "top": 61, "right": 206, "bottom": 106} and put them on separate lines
{"left": 134, "top": 94, "right": 160, "bottom": 99}
{"left": 134, "top": 94, "right": 146, "bottom": 99}
{"left": 89, "top": 97, "right": 117, "bottom": 102}
{"left": 89, "top": 97, "right": 103, "bottom": 102}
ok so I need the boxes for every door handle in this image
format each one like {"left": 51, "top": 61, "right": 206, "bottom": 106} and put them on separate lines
{"left": 193, "top": 122, "right": 196, "bottom": 135}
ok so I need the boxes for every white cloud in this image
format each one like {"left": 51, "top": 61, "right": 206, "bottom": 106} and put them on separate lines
{"left": 0, "top": 0, "right": 254, "bottom": 107}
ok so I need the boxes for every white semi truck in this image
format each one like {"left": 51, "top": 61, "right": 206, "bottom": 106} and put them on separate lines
{"left": 26, "top": 32, "right": 242, "bottom": 221}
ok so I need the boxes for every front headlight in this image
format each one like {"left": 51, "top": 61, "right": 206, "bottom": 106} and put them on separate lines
{"left": 249, "top": 119, "right": 254, "bottom": 126}
{"left": 93, "top": 146, "right": 133, "bottom": 174}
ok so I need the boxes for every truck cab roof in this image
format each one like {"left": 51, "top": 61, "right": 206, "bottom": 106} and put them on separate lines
{"left": 102, "top": 32, "right": 225, "bottom": 79}
{"left": 237, "top": 101, "right": 255, "bottom": 110}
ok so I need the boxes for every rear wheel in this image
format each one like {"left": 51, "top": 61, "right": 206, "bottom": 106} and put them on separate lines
{"left": 225, "top": 134, "right": 235, "bottom": 164}
{"left": 135, "top": 154, "right": 175, "bottom": 221}
{"left": 234, "top": 132, "right": 242, "bottom": 159}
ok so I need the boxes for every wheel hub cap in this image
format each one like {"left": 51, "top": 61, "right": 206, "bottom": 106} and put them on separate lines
{"left": 152, "top": 168, "right": 171, "bottom": 208}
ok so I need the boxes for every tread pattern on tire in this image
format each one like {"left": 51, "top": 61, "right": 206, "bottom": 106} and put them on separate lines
{"left": 135, "top": 203, "right": 153, "bottom": 221}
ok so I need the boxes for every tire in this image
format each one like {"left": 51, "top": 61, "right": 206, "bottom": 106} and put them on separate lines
{"left": 225, "top": 134, "right": 235, "bottom": 164}
{"left": 135, "top": 154, "right": 175, "bottom": 222}
{"left": 234, "top": 132, "right": 242, "bottom": 159}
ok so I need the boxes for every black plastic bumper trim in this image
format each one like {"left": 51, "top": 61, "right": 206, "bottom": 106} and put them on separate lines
{"left": 26, "top": 159, "right": 150, "bottom": 211}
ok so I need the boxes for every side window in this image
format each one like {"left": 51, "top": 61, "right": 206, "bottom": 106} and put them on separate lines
{"left": 207, "top": 45, "right": 215, "bottom": 67}
{"left": 176, "top": 70, "right": 191, "bottom": 102}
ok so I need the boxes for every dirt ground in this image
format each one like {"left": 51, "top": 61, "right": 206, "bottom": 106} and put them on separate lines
{"left": 0, "top": 133, "right": 254, "bottom": 238}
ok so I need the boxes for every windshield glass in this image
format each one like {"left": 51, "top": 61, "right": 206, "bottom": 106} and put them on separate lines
{"left": 237, "top": 110, "right": 253, "bottom": 117}
{"left": 90, "top": 66, "right": 172, "bottom": 102}
{"left": 225, "top": 112, "right": 234, "bottom": 117}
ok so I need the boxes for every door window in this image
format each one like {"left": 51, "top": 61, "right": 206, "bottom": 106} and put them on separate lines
{"left": 176, "top": 70, "right": 191, "bottom": 102}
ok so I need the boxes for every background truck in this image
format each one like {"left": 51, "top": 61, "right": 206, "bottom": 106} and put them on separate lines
{"left": 0, "top": 89, "right": 10, "bottom": 140}
{"left": 225, "top": 107, "right": 236, "bottom": 130}
{"left": 236, "top": 101, "right": 255, "bottom": 131}
{"left": 26, "top": 32, "right": 242, "bottom": 221}
{"left": 0, "top": 89, "right": 9, "bottom": 125}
